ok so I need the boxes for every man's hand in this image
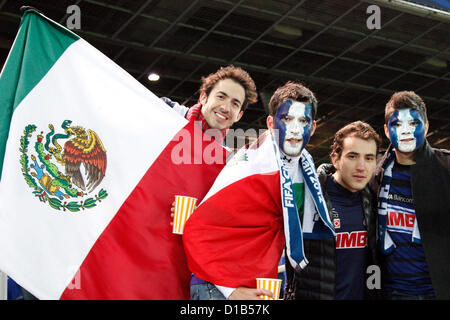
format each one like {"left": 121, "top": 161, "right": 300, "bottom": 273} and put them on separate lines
{"left": 228, "top": 287, "right": 275, "bottom": 300}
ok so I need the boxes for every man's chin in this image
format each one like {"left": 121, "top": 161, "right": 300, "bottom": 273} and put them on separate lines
{"left": 282, "top": 146, "right": 303, "bottom": 157}
{"left": 207, "top": 119, "right": 228, "bottom": 131}
{"left": 397, "top": 142, "right": 416, "bottom": 153}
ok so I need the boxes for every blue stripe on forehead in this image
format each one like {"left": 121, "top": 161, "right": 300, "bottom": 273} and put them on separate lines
{"left": 275, "top": 100, "right": 313, "bottom": 121}
{"left": 276, "top": 100, "right": 293, "bottom": 118}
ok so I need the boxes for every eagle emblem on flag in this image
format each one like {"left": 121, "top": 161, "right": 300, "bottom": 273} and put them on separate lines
{"left": 19, "top": 120, "right": 108, "bottom": 212}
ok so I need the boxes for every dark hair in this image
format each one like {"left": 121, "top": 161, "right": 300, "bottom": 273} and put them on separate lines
{"left": 268, "top": 81, "right": 318, "bottom": 119}
{"left": 199, "top": 65, "right": 257, "bottom": 112}
{"left": 331, "top": 121, "right": 381, "bottom": 159}
{"left": 385, "top": 91, "right": 427, "bottom": 124}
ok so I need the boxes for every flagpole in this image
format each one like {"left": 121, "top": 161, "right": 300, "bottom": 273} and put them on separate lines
{"left": 0, "top": 271, "right": 7, "bottom": 300}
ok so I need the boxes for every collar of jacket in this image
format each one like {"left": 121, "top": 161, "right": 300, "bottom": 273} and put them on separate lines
{"left": 376, "top": 139, "right": 434, "bottom": 169}
{"left": 374, "top": 139, "right": 437, "bottom": 186}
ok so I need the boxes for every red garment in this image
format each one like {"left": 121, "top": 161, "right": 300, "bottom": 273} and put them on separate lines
{"left": 183, "top": 171, "right": 285, "bottom": 289}
{"left": 61, "top": 121, "right": 227, "bottom": 299}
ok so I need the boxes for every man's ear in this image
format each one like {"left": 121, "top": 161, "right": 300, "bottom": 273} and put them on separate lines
{"left": 384, "top": 124, "right": 390, "bottom": 140}
{"left": 199, "top": 91, "right": 207, "bottom": 105}
{"left": 425, "top": 121, "right": 429, "bottom": 135}
{"left": 331, "top": 152, "right": 339, "bottom": 170}
{"left": 310, "top": 120, "right": 317, "bottom": 137}
{"left": 266, "top": 115, "right": 274, "bottom": 129}
{"left": 236, "top": 110, "right": 244, "bottom": 122}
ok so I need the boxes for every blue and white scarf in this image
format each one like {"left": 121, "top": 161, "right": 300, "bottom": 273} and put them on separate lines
{"left": 270, "top": 133, "right": 335, "bottom": 272}
{"left": 378, "top": 149, "right": 421, "bottom": 254}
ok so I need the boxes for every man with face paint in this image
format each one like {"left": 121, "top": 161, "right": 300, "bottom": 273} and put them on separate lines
{"left": 370, "top": 91, "right": 450, "bottom": 300}
{"left": 265, "top": 82, "right": 322, "bottom": 298}
{"left": 183, "top": 81, "right": 320, "bottom": 300}
{"left": 266, "top": 82, "right": 317, "bottom": 172}
{"left": 224, "top": 82, "right": 319, "bottom": 300}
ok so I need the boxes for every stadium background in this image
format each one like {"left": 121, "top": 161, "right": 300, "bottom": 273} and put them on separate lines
{"left": 0, "top": 0, "right": 448, "bottom": 164}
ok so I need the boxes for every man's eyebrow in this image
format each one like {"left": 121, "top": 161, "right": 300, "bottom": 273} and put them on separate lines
{"left": 217, "top": 91, "right": 242, "bottom": 105}
{"left": 216, "top": 91, "right": 228, "bottom": 97}
{"left": 345, "top": 151, "right": 376, "bottom": 157}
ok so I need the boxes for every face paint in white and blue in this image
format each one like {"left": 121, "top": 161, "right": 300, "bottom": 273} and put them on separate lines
{"left": 387, "top": 108, "right": 426, "bottom": 153}
{"left": 274, "top": 100, "right": 314, "bottom": 157}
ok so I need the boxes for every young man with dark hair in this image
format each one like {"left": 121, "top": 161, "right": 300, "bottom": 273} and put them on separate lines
{"left": 165, "top": 65, "right": 258, "bottom": 299}
{"left": 162, "top": 65, "right": 257, "bottom": 140}
{"left": 370, "top": 91, "right": 450, "bottom": 300}
{"left": 284, "top": 121, "right": 381, "bottom": 300}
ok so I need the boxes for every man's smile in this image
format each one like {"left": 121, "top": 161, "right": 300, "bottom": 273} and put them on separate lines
{"left": 214, "top": 111, "right": 228, "bottom": 121}
{"left": 285, "top": 138, "right": 302, "bottom": 145}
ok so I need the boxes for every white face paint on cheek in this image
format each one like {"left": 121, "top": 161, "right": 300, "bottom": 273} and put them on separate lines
{"left": 396, "top": 109, "right": 417, "bottom": 153}
{"left": 282, "top": 102, "right": 307, "bottom": 156}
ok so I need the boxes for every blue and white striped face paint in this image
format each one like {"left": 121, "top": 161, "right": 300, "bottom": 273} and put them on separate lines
{"left": 387, "top": 108, "right": 426, "bottom": 153}
{"left": 274, "top": 100, "right": 314, "bottom": 157}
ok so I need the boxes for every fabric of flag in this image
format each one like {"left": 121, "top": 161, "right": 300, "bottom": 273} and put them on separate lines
{"left": 183, "top": 132, "right": 284, "bottom": 289}
{"left": 183, "top": 131, "right": 335, "bottom": 289}
{"left": 0, "top": 9, "right": 226, "bottom": 300}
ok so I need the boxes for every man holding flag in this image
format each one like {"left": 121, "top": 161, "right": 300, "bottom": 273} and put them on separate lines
{"left": 183, "top": 81, "right": 335, "bottom": 299}
{"left": 0, "top": 8, "right": 231, "bottom": 300}
{"left": 161, "top": 64, "right": 258, "bottom": 145}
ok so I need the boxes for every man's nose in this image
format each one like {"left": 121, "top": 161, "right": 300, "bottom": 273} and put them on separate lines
{"left": 288, "top": 121, "right": 302, "bottom": 134}
{"left": 356, "top": 159, "right": 367, "bottom": 171}
{"left": 218, "top": 101, "right": 231, "bottom": 113}
{"left": 400, "top": 123, "right": 412, "bottom": 134}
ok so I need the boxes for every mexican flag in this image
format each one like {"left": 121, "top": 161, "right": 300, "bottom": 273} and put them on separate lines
{"left": 0, "top": 9, "right": 226, "bottom": 299}
{"left": 183, "top": 131, "right": 335, "bottom": 289}
{"left": 183, "top": 132, "right": 285, "bottom": 289}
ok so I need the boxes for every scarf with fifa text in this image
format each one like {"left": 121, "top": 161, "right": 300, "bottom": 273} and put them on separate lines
{"left": 271, "top": 133, "right": 335, "bottom": 272}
